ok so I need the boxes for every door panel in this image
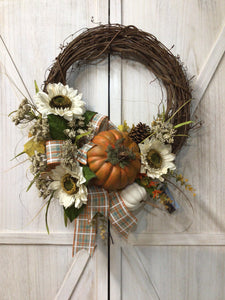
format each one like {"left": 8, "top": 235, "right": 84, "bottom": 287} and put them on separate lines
{"left": 0, "top": 1, "right": 109, "bottom": 299}
{"left": 1, "top": 1, "right": 225, "bottom": 299}
{"left": 110, "top": 1, "right": 225, "bottom": 300}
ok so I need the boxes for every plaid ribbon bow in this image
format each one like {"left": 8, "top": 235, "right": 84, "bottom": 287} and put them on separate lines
{"left": 76, "top": 113, "right": 117, "bottom": 165}
{"left": 74, "top": 113, "right": 137, "bottom": 255}
{"left": 45, "top": 113, "right": 116, "bottom": 166}
{"left": 46, "top": 140, "right": 64, "bottom": 167}
{"left": 73, "top": 185, "right": 137, "bottom": 256}
{"left": 46, "top": 113, "right": 137, "bottom": 256}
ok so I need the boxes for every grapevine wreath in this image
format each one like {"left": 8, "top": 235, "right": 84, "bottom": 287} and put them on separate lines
{"left": 11, "top": 24, "right": 195, "bottom": 255}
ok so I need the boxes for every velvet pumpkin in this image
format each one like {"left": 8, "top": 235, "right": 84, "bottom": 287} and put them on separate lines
{"left": 87, "top": 129, "right": 141, "bottom": 190}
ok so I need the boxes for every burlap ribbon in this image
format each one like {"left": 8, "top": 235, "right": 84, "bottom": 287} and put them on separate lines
{"left": 46, "top": 113, "right": 137, "bottom": 256}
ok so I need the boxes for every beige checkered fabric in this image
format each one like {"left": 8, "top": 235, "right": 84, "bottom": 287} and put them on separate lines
{"left": 73, "top": 185, "right": 137, "bottom": 256}
{"left": 77, "top": 113, "right": 117, "bottom": 165}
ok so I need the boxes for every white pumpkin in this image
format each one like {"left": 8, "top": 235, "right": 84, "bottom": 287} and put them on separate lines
{"left": 120, "top": 182, "right": 148, "bottom": 211}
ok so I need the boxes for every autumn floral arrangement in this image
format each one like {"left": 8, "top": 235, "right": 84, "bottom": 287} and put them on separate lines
{"left": 10, "top": 24, "right": 196, "bottom": 255}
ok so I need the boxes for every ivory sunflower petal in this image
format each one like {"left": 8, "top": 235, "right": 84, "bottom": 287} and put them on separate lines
{"left": 34, "top": 83, "right": 86, "bottom": 120}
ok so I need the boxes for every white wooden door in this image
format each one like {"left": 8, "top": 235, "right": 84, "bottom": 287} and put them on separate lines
{"left": 1, "top": 1, "right": 225, "bottom": 300}
{"left": 110, "top": 1, "right": 225, "bottom": 300}
{"left": 0, "top": 1, "right": 110, "bottom": 299}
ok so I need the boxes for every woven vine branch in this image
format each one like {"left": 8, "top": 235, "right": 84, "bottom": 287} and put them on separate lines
{"left": 44, "top": 24, "right": 192, "bottom": 153}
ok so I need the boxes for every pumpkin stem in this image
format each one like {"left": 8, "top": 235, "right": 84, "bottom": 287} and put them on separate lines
{"left": 117, "top": 151, "right": 131, "bottom": 161}
{"left": 105, "top": 138, "right": 136, "bottom": 168}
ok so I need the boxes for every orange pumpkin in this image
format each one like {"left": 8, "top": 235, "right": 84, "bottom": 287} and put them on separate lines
{"left": 87, "top": 129, "right": 141, "bottom": 190}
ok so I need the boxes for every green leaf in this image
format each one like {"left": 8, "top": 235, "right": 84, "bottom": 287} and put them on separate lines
{"left": 83, "top": 110, "right": 96, "bottom": 125}
{"left": 174, "top": 120, "right": 193, "bottom": 129}
{"left": 26, "top": 172, "right": 40, "bottom": 192}
{"left": 162, "top": 104, "right": 166, "bottom": 121}
{"left": 64, "top": 211, "right": 68, "bottom": 227}
{"left": 145, "top": 186, "right": 156, "bottom": 196}
{"left": 8, "top": 110, "right": 17, "bottom": 117}
{"left": 75, "top": 131, "right": 91, "bottom": 142}
{"left": 34, "top": 80, "right": 39, "bottom": 93}
{"left": 175, "top": 134, "right": 188, "bottom": 137}
{"left": 64, "top": 205, "right": 84, "bottom": 222}
{"left": 47, "top": 114, "right": 68, "bottom": 140}
{"left": 167, "top": 99, "right": 192, "bottom": 122}
{"left": 45, "top": 192, "right": 54, "bottom": 234}
{"left": 10, "top": 151, "right": 25, "bottom": 161}
{"left": 26, "top": 179, "right": 36, "bottom": 192}
{"left": 83, "top": 165, "right": 96, "bottom": 185}
{"left": 135, "top": 179, "right": 150, "bottom": 194}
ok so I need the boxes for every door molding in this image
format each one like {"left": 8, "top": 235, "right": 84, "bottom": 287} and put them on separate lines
{"left": 1, "top": 232, "right": 225, "bottom": 246}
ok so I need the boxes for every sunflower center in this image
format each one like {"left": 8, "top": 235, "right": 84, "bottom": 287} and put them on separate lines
{"left": 50, "top": 95, "right": 72, "bottom": 109}
{"left": 147, "top": 149, "right": 162, "bottom": 169}
{"left": 61, "top": 173, "right": 77, "bottom": 195}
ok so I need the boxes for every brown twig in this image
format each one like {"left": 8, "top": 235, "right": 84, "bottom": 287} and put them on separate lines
{"left": 44, "top": 24, "right": 192, "bottom": 153}
{"left": 164, "top": 177, "right": 194, "bottom": 232}
{"left": 144, "top": 200, "right": 164, "bottom": 211}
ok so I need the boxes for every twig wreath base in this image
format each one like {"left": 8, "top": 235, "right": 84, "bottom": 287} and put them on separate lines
{"left": 45, "top": 24, "right": 192, "bottom": 153}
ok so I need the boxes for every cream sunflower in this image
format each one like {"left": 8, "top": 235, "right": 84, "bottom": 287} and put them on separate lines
{"left": 139, "top": 138, "right": 176, "bottom": 181}
{"left": 34, "top": 83, "right": 86, "bottom": 121}
{"left": 48, "top": 165, "right": 87, "bottom": 209}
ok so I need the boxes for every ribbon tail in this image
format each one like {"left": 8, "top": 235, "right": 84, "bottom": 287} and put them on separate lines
{"left": 72, "top": 185, "right": 109, "bottom": 256}
{"left": 73, "top": 214, "right": 97, "bottom": 256}
{"left": 109, "top": 191, "right": 137, "bottom": 238}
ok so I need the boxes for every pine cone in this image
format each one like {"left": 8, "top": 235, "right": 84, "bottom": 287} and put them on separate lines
{"left": 128, "top": 122, "right": 151, "bottom": 144}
